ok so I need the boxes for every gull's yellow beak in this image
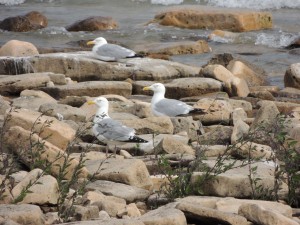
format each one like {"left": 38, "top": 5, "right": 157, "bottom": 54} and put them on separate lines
{"left": 87, "top": 100, "right": 95, "bottom": 105}
{"left": 143, "top": 86, "right": 151, "bottom": 91}
{"left": 87, "top": 40, "right": 95, "bottom": 46}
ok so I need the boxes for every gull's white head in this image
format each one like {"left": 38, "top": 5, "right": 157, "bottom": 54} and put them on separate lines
{"left": 143, "top": 83, "right": 166, "bottom": 94}
{"left": 88, "top": 96, "right": 109, "bottom": 109}
{"left": 87, "top": 37, "right": 108, "bottom": 46}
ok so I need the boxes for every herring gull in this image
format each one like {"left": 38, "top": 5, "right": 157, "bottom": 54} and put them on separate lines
{"left": 88, "top": 97, "right": 148, "bottom": 147}
{"left": 143, "top": 83, "right": 206, "bottom": 117}
{"left": 87, "top": 37, "right": 142, "bottom": 62}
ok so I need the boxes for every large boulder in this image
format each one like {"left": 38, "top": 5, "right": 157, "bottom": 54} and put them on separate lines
{"left": 284, "top": 63, "right": 300, "bottom": 89}
{"left": 0, "top": 40, "right": 39, "bottom": 57}
{"left": 150, "top": 7, "right": 272, "bottom": 32}
{"left": 66, "top": 16, "right": 118, "bottom": 31}
{"left": 0, "top": 11, "right": 47, "bottom": 32}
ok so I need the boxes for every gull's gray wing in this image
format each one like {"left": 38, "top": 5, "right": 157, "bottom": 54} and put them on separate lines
{"left": 94, "top": 118, "right": 134, "bottom": 141}
{"left": 153, "top": 98, "right": 193, "bottom": 117}
{"left": 95, "top": 43, "right": 136, "bottom": 60}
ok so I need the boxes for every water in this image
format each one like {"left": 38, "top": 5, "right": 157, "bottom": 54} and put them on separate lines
{"left": 0, "top": 0, "right": 299, "bottom": 88}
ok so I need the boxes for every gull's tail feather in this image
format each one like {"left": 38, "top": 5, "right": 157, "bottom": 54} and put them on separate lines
{"left": 127, "top": 53, "right": 144, "bottom": 59}
{"left": 189, "top": 108, "right": 207, "bottom": 115}
{"left": 127, "top": 136, "right": 148, "bottom": 143}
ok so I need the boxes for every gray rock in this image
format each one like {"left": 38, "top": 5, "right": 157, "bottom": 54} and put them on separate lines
{"left": 86, "top": 180, "right": 150, "bottom": 203}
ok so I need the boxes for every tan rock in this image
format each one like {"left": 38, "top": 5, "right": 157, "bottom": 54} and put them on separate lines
{"left": 60, "top": 218, "right": 144, "bottom": 225}
{"left": 6, "top": 108, "right": 76, "bottom": 150}
{"left": 284, "top": 63, "right": 300, "bottom": 89}
{"left": 0, "top": 40, "right": 39, "bottom": 57}
{"left": 66, "top": 16, "right": 118, "bottom": 31}
{"left": 41, "top": 81, "right": 132, "bottom": 99}
{"left": 72, "top": 205, "right": 99, "bottom": 221}
{"left": 92, "top": 196, "right": 126, "bottom": 217}
{"left": 12, "top": 168, "right": 59, "bottom": 205}
{"left": 155, "top": 136, "right": 195, "bottom": 155}
{"left": 176, "top": 201, "right": 249, "bottom": 225}
{"left": 121, "top": 116, "right": 174, "bottom": 134}
{"left": 238, "top": 203, "right": 298, "bottom": 225}
{"left": 228, "top": 60, "right": 267, "bottom": 86}
{"left": 208, "top": 29, "right": 240, "bottom": 40}
{"left": 136, "top": 40, "right": 211, "bottom": 56}
{"left": 231, "top": 118, "right": 250, "bottom": 144}
{"left": 0, "top": 73, "right": 50, "bottom": 95}
{"left": 197, "top": 125, "right": 233, "bottom": 145}
{"left": 85, "top": 158, "right": 152, "bottom": 190}
{"left": 4, "top": 126, "right": 88, "bottom": 180}
{"left": 139, "top": 204, "right": 187, "bottom": 225}
{"left": 0, "top": 97, "right": 10, "bottom": 115}
{"left": 164, "top": 77, "right": 223, "bottom": 99}
{"left": 231, "top": 141, "right": 273, "bottom": 159}
{"left": 231, "top": 108, "right": 248, "bottom": 125}
{"left": 39, "top": 102, "right": 87, "bottom": 122}
{"left": 249, "top": 90, "right": 275, "bottom": 100}
{"left": 193, "top": 98, "right": 233, "bottom": 124}
{"left": 86, "top": 180, "right": 150, "bottom": 203}
{"left": 170, "top": 116, "right": 200, "bottom": 141}
{"left": 0, "top": 204, "right": 45, "bottom": 225}
{"left": 228, "top": 98, "right": 253, "bottom": 116}
{"left": 126, "top": 203, "right": 141, "bottom": 218}
{"left": 230, "top": 77, "right": 250, "bottom": 97}
{"left": 250, "top": 101, "right": 280, "bottom": 131}
{"left": 151, "top": 7, "right": 272, "bottom": 32}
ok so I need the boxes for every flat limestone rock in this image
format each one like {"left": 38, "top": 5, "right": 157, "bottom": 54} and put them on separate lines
{"left": 151, "top": 6, "right": 272, "bottom": 32}
{"left": 86, "top": 180, "right": 150, "bottom": 203}
{"left": 0, "top": 52, "right": 201, "bottom": 81}
{"left": 40, "top": 81, "right": 132, "bottom": 99}
{"left": 0, "top": 204, "right": 45, "bottom": 225}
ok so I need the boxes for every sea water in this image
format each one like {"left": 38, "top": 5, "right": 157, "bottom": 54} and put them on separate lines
{"left": 0, "top": 0, "right": 299, "bottom": 88}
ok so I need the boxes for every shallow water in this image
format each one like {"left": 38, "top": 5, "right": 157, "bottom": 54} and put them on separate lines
{"left": 0, "top": 0, "right": 299, "bottom": 88}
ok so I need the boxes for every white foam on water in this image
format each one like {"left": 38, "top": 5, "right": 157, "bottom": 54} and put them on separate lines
{"left": 0, "top": 0, "right": 25, "bottom": 6}
{"left": 151, "top": 0, "right": 183, "bottom": 5}
{"left": 38, "top": 26, "right": 72, "bottom": 37}
{"left": 206, "top": 0, "right": 300, "bottom": 10}
{"left": 255, "top": 31, "right": 299, "bottom": 48}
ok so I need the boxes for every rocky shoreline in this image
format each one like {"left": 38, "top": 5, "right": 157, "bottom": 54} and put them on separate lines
{"left": 0, "top": 7, "right": 300, "bottom": 225}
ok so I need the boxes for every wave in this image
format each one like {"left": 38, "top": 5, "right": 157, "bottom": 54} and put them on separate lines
{"left": 0, "top": 0, "right": 25, "bottom": 6}
{"left": 206, "top": 0, "right": 300, "bottom": 10}
{"left": 255, "top": 32, "right": 300, "bottom": 48}
{"left": 150, "top": 0, "right": 184, "bottom": 5}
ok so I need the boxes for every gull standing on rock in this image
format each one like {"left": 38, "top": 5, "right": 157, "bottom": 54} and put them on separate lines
{"left": 143, "top": 83, "right": 206, "bottom": 117}
{"left": 88, "top": 97, "right": 148, "bottom": 152}
{"left": 87, "top": 37, "right": 142, "bottom": 62}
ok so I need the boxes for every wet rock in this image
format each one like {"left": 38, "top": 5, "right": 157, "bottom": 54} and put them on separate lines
{"left": 0, "top": 53, "right": 201, "bottom": 81}
{"left": 0, "top": 11, "right": 47, "bottom": 32}
{"left": 135, "top": 40, "right": 211, "bottom": 56}
{"left": 238, "top": 203, "right": 298, "bottom": 225}
{"left": 164, "top": 77, "right": 223, "bottom": 99}
{"left": 6, "top": 108, "right": 76, "bottom": 150}
{"left": 12, "top": 89, "right": 57, "bottom": 111}
{"left": 0, "top": 40, "right": 39, "bottom": 57}
{"left": 40, "top": 81, "right": 132, "bottom": 99}
{"left": 85, "top": 158, "right": 152, "bottom": 190}
{"left": 0, "top": 204, "right": 45, "bottom": 225}
{"left": 176, "top": 201, "right": 249, "bottom": 225}
{"left": 284, "top": 63, "right": 300, "bottom": 89}
{"left": 66, "top": 16, "right": 118, "bottom": 31}
{"left": 208, "top": 29, "right": 240, "bottom": 41}
{"left": 11, "top": 168, "right": 59, "bottom": 205}
{"left": 151, "top": 7, "right": 272, "bottom": 32}
{"left": 4, "top": 126, "right": 88, "bottom": 180}
{"left": 227, "top": 60, "right": 267, "bottom": 87}
{"left": 193, "top": 98, "right": 233, "bottom": 125}
{"left": 138, "top": 204, "right": 187, "bottom": 225}
{"left": 39, "top": 102, "right": 87, "bottom": 122}
{"left": 0, "top": 73, "right": 50, "bottom": 96}
{"left": 86, "top": 180, "right": 150, "bottom": 203}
